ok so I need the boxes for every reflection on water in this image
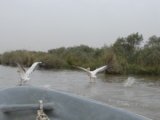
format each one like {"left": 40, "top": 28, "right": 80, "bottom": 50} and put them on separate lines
{"left": 0, "top": 65, "right": 160, "bottom": 120}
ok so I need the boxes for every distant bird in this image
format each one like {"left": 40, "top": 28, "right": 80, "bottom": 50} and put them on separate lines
{"left": 16, "top": 62, "right": 42, "bottom": 86}
{"left": 75, "top": 65, "right": 109, "bottom": 82}
{"left": 124, "top": 77, "right": 135, "bottom": 87}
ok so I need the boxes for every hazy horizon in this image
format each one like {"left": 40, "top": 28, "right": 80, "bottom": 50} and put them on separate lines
{"left": 0, "top": 0, "right": 160, "bottom": 53}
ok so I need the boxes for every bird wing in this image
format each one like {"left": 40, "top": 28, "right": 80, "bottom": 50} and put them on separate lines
{"left": 16, "top": 63, "right": 26, "bottom": 78}
{"left": 26, "top": 62, "right": 41, "bottom": 77}
{"left": 93, "top": 65, "right": 108, "bottom": 75}
{"left": 76, "top": 66, "right": 90, "bottom": 74}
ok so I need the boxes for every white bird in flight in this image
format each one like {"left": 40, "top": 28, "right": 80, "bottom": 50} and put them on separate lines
{"left": 16, "top": 62, "right": 42, "bottom": 86}
{"left": 76, "top": 65, "right": 109, "bottom": 82}
{"left": 124, "top": 77, "right": 135, "bottom": 87}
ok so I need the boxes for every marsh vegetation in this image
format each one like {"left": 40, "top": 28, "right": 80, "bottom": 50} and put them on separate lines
{"left": 0, "top": 33, "right": 160, "bottom": 75}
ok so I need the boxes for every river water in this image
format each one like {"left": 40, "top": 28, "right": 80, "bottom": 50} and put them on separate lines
{"left": 0, "top": 65, "right": 159, "bottom": 120}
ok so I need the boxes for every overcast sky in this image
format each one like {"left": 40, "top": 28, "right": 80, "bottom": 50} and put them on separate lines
{"left": 0, "top": 0, "right": 160, "bottom": 53}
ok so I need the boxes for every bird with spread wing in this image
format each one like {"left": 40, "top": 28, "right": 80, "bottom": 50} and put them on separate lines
{"left": 16, "top": 62, "right": 42, "bottom": 86}
{"left": 75, "top": 65, "right": 109, "bottom": 82}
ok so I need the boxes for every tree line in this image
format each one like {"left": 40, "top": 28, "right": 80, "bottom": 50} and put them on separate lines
{"left": 0, "top": 33, "right": 160, "bottom": 75}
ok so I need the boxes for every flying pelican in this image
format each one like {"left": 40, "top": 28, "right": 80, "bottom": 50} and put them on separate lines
{"left": 123, "top": 77, "right": 135, "bottom": 87}
{"left": 75, "top": 65, "right": 109, "bottom": 82}
{"left": 16, "top": 62, "right": 42, "bottom": 86}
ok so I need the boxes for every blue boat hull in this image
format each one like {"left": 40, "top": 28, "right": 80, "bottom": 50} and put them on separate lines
{"left": 0, "top": 86, "right": 151, "bottom": 120}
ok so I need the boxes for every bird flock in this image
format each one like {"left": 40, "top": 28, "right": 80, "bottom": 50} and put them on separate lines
{"left": 16, "top": 62, "right": 109, "bottom": 86}
{"left": 16, "top": 62, "right": 135, "bottom": 87}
